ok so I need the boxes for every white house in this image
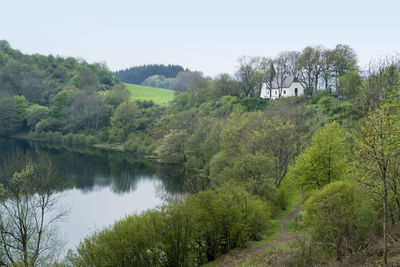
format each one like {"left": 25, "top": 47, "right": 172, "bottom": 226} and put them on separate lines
{"left": 260, "top": 77, "right": 304, "bottom": 100}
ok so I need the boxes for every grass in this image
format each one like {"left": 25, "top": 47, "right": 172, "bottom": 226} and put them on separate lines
{"left": 124, "top": 83, "right": 174, "bottom": 104}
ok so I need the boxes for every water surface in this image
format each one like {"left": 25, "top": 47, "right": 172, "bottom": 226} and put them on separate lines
{"left": 0, "top": 138, "right": 185, "bottom": 253}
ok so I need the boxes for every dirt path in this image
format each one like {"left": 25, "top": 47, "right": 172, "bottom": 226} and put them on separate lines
{"left": 217, "top": 206, "right": 303, "bottom": 267}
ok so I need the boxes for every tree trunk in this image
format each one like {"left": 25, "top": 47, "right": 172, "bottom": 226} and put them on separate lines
{"left": 384, "top": 174, "right": 388, "bottom": 265}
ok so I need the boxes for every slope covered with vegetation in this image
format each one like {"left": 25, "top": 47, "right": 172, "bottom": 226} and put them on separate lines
{"left": 1, "top": 40, "right": 400, "bottom": 266}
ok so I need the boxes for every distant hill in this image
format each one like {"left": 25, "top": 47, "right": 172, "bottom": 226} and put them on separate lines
{"left": 114, "top": 64, "right": 185, "bottom": 85}
{"left": 124, "top": 83, "right": 174, "bottom": 104}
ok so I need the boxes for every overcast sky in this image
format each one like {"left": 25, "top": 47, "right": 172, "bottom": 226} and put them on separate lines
{"left": 0, "top": 0, "right": 399, "bottom": 76}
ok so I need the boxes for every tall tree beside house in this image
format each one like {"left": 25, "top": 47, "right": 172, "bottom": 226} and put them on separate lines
{"left": 236, "top": 56, "right": 261, "bottom": 98}
{"left": 273, "top": 53, "right": 291, "bottom": 98}
{"left": 321, "top": 49, "right": 335, "bottom": 91}
{"left": 281, "top": 51, "right": 300, "bottom": 78}
{"left": 259, "top": 57, "right": 276, "bottom": 99}
{"left": 297, "top": 46, "right": 324, "bottom": 96}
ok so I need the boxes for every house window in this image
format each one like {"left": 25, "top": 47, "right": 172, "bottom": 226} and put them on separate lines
{"left": 283, "top": 90, "right": 286, "bottom": 95}
{"left": 275, "top": 91, "right": 277, "bottom": 95}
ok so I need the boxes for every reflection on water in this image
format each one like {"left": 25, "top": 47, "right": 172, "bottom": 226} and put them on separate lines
{"left": 0, "top": 138, "right": 187, "bottom": 252}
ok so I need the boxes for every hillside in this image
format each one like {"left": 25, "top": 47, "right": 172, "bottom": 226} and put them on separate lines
{"left": 124, "top": 83, "right": 174, "bottom": 104}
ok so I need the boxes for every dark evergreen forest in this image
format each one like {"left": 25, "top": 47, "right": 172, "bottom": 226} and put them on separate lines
{"left": 114, "top": 64, "right": 185, "bottom": 85}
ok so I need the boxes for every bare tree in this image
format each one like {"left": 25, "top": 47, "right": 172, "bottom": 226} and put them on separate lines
{"left": 274, "top": 53, "right": 290, "bottom": 98}
{"left": 321, "top": 49, "right": 334, "bottom": 92}
{"left": 282, "top": 51, "right": 300, "bottom": 78}
{"left": 259, "top": 57, "right": 275, "bottom": 98}
{"left": 360, "top": 57, "right": 400, "bottom": 111}
{"left": 0, "top": 155, "right": 67, "bottom": 266}
{"left": 297, "top": 46, "right": 324, "bottom": 95}
{"left": 235, "top": 56, "right": 261, "bottom": 98}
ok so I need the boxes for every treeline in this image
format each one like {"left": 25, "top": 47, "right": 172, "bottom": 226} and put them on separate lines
{"left": 114, "top": 64, "right": 185, "bottom": 85}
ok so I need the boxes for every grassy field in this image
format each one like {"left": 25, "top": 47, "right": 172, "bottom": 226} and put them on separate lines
{"left": 124, "top": 83, "right": 174, "bottom": 104}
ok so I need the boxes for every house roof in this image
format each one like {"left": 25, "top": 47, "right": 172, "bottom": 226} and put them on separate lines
{"left": 269, "top": 76, "right": 299, "bottom": 89}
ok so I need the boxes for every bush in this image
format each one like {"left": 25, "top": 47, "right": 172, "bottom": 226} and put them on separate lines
{"left": 275, "top": 187, "right": 289, "bottom": 210}
{"left": 302, "top": 181, "right": 376, "bottom": 261}
{"left": 69, "top": 186, "right": 271, "bottom": 266}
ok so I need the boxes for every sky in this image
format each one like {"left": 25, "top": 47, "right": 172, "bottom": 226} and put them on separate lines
{"left": 0, "top": 0, "right": 399, "bottom": 76}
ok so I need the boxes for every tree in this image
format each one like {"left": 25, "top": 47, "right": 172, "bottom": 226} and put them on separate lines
{"left": 109, "top": 101, "right": 143, "bottom": 141}
{"left": 273, "top": 53, "right": 290, "bottom": 98}
{"left": 249, "top": 117, "right": 297, "bottom": 187}
{"left": 359, "top": 58, "right": 399, "bottom": 111}
{"left": 288, "top": 121, "right": 348, "bottom": 191}
{"left": 208, "top": 74, "right": 240, "bottom": 99}
{"left": 321, "top": 49, "right": 334, "bottom": 91}
{"left": 49, "top": 91, "right": 68, "bottom": 118}
{"left": 0, "top": 96, "right": 18, "bottom": 136}
{"left": 354, "top": 103, "right": 400, "bottom": 265}
{"left": 26, "top": 104, "right": 49, "bottom": 130}
{"left": 331, "top": 44, "right": 358, "bottom": 90}
{"left": 156, "top": 130, "right": 188, "bottom": 164}
{"left": 114, "top": 64, "right": 184, "bottom": 85}
{"left": 339, "top": 71, "right": 363, "bottom": 100}
{"left": 235, "top": 56, "right": 261, "bottom": 98}
{"left": 259, "top": 57, "right": 276, "bottom": 98}
{"left": 103, "top": 84, "right": 130, "bottom": 107}
{"left": 0, "top": 156, "right": 67, "bottom": 266}
{"left": 13, "top": 95, "right": 29, "bottom": 131}
{"left": 172, "top": 71, "right": 203, "bottom": 93}
{"left": 303, "top": 181, "right": 375, "bottom": 262}
{"left": 297, "top": 46, "right": 324, "bottom": 95}
{"left": 76, "top": 67, "right": 98, "bottom": 89}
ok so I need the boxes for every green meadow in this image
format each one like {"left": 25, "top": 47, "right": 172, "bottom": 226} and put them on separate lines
{"left": 124, "top": 83, "right": 174, "bottom": 104}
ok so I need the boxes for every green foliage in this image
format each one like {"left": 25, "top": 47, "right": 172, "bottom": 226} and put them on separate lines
{"left": 142, "top": 74, "right": 175, "bottom": 89}
{"left": 26, "top": 104, "right": 49, "bottom": 130}
{"left": 0, "top": 96, "right": 17, "bottom": 136}
{"left": 339, "top": 71, "right": 363, "bottom": 99}
{"left": 69, "top": 187, "right": 270, "bottom": 266}
{"left": 35, "top": 118, "right": 63, "bottom": 133}
{"left": 123, "top": 133, "right": 157, "bottom": 155}
{"left": 287, "top": 121, "right": 348, "bottom": 192}
{"left": 275, "top": 186, "right": 289, "bottom": 210}
{"left": 13, "top": 95, "right": 29, "bottom": 130}
{"left": 69, "top": 210, "right": 166, "bottom": 267}
{"left": 156, "top": 130, "right": 188, "bottom": 164}
{"left": 103, "top": 84, "right": 130, "bottom": 106}
{"left": 303, "top": 181, "right": 376, "bottom": 261}
{"left": 109, "top": 101, "right": 161, "bottom": 142}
